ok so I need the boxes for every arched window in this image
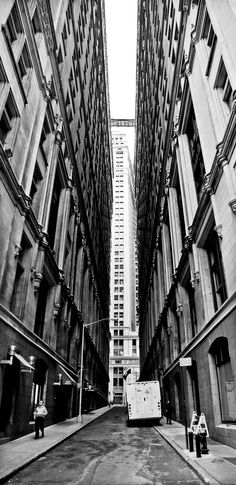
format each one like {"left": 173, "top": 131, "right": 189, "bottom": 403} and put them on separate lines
{"left": 209, "top": 337, "right": 236, "bottom": 423}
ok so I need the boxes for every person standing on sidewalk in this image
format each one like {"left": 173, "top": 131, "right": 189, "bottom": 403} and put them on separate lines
{"left": 34, "top": 400, "right": 48, "bottom": 439}
{"left": 165, "top": 400, "right": 173, "bottom": 424}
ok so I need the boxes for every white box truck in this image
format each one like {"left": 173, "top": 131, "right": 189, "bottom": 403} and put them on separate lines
{"left": 126, "top": 381, "right": 162, "bottom": 422}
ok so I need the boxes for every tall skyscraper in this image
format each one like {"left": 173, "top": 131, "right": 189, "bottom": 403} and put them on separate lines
{"left": 109, "top": 124, "right": 139, "bottom": 404}
{"left": 135, "top": 0, "right": 236, "bottom": 448}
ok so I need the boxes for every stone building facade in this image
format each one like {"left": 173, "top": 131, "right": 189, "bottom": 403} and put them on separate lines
{"left": 0, "top": 0, "right": 113, "bottom": 440}
{"left": 135, "top": 0, "right": 236, "bottom": 448}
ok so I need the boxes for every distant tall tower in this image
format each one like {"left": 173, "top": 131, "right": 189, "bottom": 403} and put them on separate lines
{"left": 109, "top": 125, "right": 139, "bottom": 405}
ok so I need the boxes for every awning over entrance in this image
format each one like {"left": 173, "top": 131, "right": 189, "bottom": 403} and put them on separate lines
{"left": 14, "top": 353, "right": 35, "bottom": 370}
{"left": 58, "top": 364, "right": 77, "bottom": 385}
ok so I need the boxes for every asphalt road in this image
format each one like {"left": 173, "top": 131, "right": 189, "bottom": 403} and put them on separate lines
{"left": 6, "top": 406, "right": 203, "bottom": 485}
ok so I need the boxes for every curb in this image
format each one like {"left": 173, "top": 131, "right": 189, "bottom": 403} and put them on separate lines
{"left": 0, "top": 408, "right": 110, "bottom": 484}
{"left": 154, "top": 426, "right": 221, "bottom": 485}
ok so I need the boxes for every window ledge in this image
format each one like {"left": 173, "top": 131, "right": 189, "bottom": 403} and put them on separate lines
{"left": 216, "top": 423, "right": 236, "bottom": 430}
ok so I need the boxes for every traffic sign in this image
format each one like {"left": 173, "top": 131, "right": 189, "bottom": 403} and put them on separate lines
{"left": 195, "top": 413, "right": 209, "bottom": 437}
{"left": 179, "top": 357, "right": 192, "bottom": 366}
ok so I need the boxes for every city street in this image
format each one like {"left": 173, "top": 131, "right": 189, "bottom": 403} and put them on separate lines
{"left": 5, "top": 407, "right": 203, "bottom": 485}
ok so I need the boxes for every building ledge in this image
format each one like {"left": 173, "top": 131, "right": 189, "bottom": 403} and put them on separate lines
{"left": 216, "top": 423, "right": 236, "bottom": 430}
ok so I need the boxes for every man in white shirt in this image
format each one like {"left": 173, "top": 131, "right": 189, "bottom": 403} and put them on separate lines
{"left": 34, "top": 400, "right": 48, "bottom": 439}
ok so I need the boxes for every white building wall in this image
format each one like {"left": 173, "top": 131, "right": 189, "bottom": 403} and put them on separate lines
{"left": 109, "top": 127, "right": 139, "bottom": 404}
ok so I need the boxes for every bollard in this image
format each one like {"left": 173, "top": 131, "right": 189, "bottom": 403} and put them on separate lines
{"left": 200, "top": 431, "right": 209, "bottom": 454}
{"left": 195, "top": 434, "right": 201, "bottom": 458}
{"left": 188, "top": 430, "right": 194, "bottom": 452}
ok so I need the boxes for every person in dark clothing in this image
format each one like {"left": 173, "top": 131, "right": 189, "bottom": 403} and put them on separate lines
{"left": 165, "top": 400, "right": 172, "bottom": 424}
{"left": 34, "top": 400, "right": 48, "bottom": 438}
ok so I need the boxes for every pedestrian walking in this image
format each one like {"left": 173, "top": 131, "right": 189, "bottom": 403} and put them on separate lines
{"left": 34, "top": 400, "right": 48, "bottom": 439}
{"left": 165, "top": 400, "right": 172, "bottom": 424}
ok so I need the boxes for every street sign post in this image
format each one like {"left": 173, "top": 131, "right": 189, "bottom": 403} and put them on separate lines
{"left": 179, "top": 357, "right": 192, "bottom": 449}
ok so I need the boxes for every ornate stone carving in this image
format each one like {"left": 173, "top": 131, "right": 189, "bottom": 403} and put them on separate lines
{"left": 159, "top": 208, "right": 164, "bottom": 225}
{"left": 54, "top": 303, "right": 61, "bottom": 319}
{"left": 191, "top": 270, "right": 200, "bottom": 288}
{"left": 64, "top": 319, "right": 71, "bottom": 330}
{"left": 33, "top": 272, "right": 43, "bottom": 292}
{"left": 30, "top": 267, "right": 36, "bottom": 281}
{"left": 14, "top": 245, "right": 21, "bottom": 258}
{"left": 176, "top": 302, "right": 182, "bottom": 316}
{"left": 204, "top": 173, "right": 213, "bottom": 195}
{"left": 229, "top": 197, "right": 236, "bottom": 214}
{"left": 54, "top": 114, "right": 63, "bottom": 133}
{"left": 190, "top": 277, "right": 195, "bottom": 289}
{"left": 165, "top": 170, "right": 170, "bottom": 195}
{"left": 38, "top": 0, "right": 55, "bottom": 52}
{"left": 214, "top": 224, "right": 223, "bottom": 239}
{"left": 194, "top": 271, "right": 200, "bottom": 283}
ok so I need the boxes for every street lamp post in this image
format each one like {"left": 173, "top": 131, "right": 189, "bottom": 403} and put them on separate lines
{"left": 77, "top": 317, "right": 115, "bottom": 423}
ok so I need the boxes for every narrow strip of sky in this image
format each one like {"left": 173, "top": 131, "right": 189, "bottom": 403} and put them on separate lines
{"left": 105, "top": 0, "right": 137, "bottom": 119}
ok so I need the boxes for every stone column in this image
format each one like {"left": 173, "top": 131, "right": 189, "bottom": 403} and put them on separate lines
{"left": 70, "top": 210, "right": 80, "bottom": 298}
{"left": 38, "top": 116, "right": 63, "bottom": 234}
{"left": 157, "top": 249, "right": 165, "bottom": 314}
{"left": 162, "top": 223, "right": 173, "bottom": 296}
{"left": 0, "top": 196, "right": 30, "bottom": 306}
{"left": 153, "top": 269, "right": 159, "bottom": 326}
{"left": 74, "top": 246, "right": 85, "bottom": 312}
{"left": 176, "top": 134, "right": 198, "bottom": 230}
{"left": 176, "top": 283, "right": 187, "bottom": 349}
{"left": 57, "top": 163, "right": 73, "bottom": 270}
{"left": 166, "top": 182, "right": 183, "bottom": 270}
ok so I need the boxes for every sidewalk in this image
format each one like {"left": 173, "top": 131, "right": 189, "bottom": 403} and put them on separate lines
{"left": 1, "top": 410, "right": 236, "bottom": 485}
{"left": 154, "top": 420, "right": 236, "bottom": 485}
{"left": 0, "top": 406, "right": 111, "bottom": 484}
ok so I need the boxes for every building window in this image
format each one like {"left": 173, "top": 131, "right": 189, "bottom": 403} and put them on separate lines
{"left": 18, "top": 42, "right": 32, "bottom": 81}
{"left": 209, "top": 338, "right": 236, "bottom": 422}
{"left": 201, "top": 7, "right": 217, "bottom": 76}
{"left": 113, "top": 339, "right": 123, "bottom": 356}
{"left": 62, "top": 23, "right": 68, "bottom": 56}
{"left": 47, "top": 171, "right": 62, "bottom": 250}
{"left": 204, "top": 227, "right": 227, "bottom": 311}
{"left": 30, "top": 157, "right": 44, "bottom": 219}
{"left": 181, "top": 267, "right": 198, "bottom": 338}
{"left": 6, "top": 2, "right": 23, "bottom": 43}
{"left": 34, "top": 276, "right": 50, "bottom": 338}
{"left": 11, "top": 233, "right": 32, "bottom": 317}
{"left": 0, "top": 90, "right": 19, "bottom": 147}
{"left": 32, "top": 7, "right": 42, "bottom": 35}
{"left": 114, "top": 367, "right": 123, "bottom": 376}
{"left": 185, "top": 100, "right": 205, "bottom": 202}
{"left": 215, "top": 58, "right": 233, "bottom": 110}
